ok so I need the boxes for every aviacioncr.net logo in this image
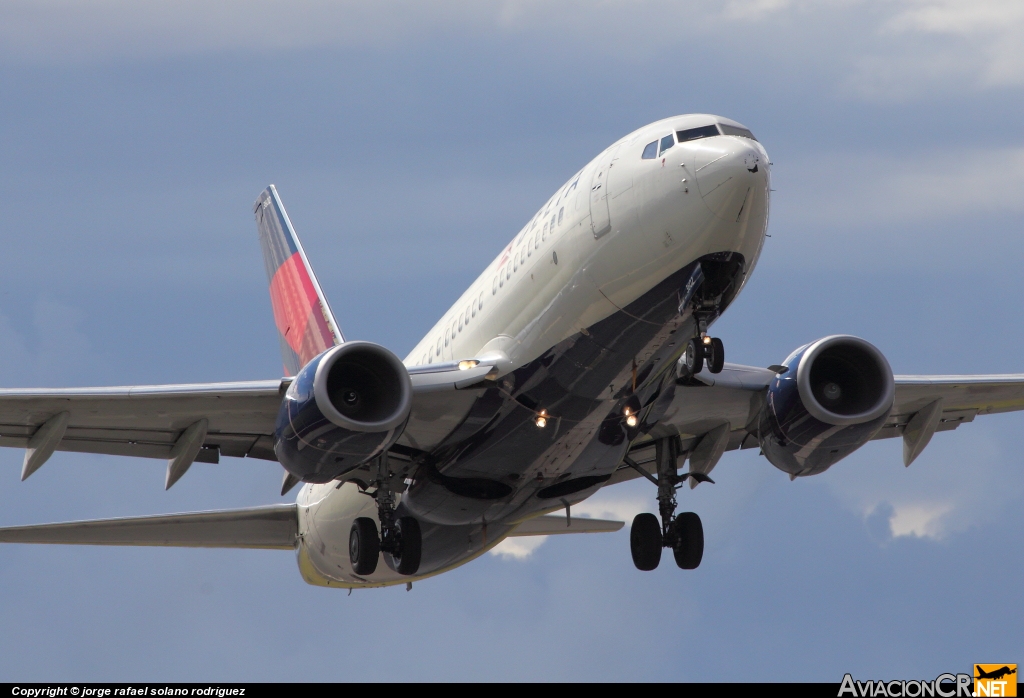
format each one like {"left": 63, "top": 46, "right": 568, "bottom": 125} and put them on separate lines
{"left": 839, "top": 673, "right": 973, "bottom": 698}
{"left": 974, "top": 665, "right": 1017, "bottom": 697}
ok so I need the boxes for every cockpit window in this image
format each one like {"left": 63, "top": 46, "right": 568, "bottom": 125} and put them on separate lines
{"left": 718, "top": 123, "right": 757, "bottom": 141}
{"left": 641, "top": 141, "right": 657, "bottom": 159}
{"left": 659, "top": 134, "right": 674, "bottom": 156}
{"left": 676, "top": 125, "right": 721, "bottom": 143}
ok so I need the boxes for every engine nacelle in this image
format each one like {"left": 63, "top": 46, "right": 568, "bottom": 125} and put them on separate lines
{"left": 759, "top": 335, "right": 894, "bottom": 477}
{"left": 275, "top": 342, "right": 413, "bottom": 484}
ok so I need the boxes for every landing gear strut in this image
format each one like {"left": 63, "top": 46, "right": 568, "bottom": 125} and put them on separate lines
{"left": 625, "top": 437, "right": 708, "bottom": 571}
{"left": 349, "top": 453, "right": 422, "bottom": 576}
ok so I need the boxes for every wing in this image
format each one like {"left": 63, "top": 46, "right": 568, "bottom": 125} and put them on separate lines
{"left": 0, "top": 504, "right": 298, "bottom": 549}
{"left": 0, "top": 380, "right": 285, "bottom": 471}
{"left": 611, "top": 365, "right": 1024, "bottom": 485}
{"left": 0, "top": 358, "right": 502, "bottom": 489}
{"left": 0, "top": 507, "right": 617, "bottom": 549}
{"left": 876, "top": 374, "right": 1024, "bottom": 464}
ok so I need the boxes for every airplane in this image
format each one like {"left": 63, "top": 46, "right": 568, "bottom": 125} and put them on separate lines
{"left": 975, "top": 667, "right": 1016, "bottom": 681}
{"left": 3, "top": 113, "right": 1024, "bottom": 588}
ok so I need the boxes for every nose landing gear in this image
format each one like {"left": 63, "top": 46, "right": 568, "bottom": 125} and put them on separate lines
{"left": 348, "top": 453, "right": 423, "bottom": 577}
{"left": 624, "top": 437, "right": 709, "bottom": 571}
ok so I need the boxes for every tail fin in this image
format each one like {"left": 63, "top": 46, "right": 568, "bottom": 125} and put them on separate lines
{"left": 254, "top": 185, "right": 343, "bottom": 376}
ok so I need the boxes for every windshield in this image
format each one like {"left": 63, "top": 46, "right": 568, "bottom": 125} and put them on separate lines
{"left": 675, "top": 123, "right": 758, "bottom": 144}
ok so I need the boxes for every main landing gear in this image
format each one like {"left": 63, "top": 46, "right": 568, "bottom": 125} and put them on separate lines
{"left": 349, "top": 453, "right": 422, "bottom": 577}
{"left": 624, "top": 437, "right": 710, "bottom": 571}
{"left": 681, "top": 334, "right": 724, "bottom": 376}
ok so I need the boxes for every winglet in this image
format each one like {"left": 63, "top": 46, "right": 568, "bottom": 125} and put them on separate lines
{"left": 254, "top": 185, "right": 343, "bottom": 376}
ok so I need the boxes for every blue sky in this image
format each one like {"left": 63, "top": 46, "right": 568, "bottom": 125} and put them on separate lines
{"left": 0, "top": 0, "right": 1022, "bottom": 681}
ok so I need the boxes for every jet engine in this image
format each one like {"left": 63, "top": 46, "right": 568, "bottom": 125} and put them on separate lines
{"left": 758, "top": 335, "right": 894, "bottom": 477}
{"left": 275, "top": 341, "right": 413, "bottom": 483}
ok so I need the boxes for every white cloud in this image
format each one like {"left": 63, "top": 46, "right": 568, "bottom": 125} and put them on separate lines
{"left": 822, "top": 422, "right": 1024, "bottom": 543}
{"left": 489, "top": 491, "right": 649, "bottom": 560}
{"left": 723, "top": 0, "right": 794, "bottom": 21}
{"left": 490, "top": 535, "right": 548, "bottom": 560}
{"left": 842, "top": 0, "right": 1024, "bottom": 96}
{"left": 0, "top": 1, "right": 721, "bottom": 62}
{"left": 784, "top": 146, "right": 1024, "bottom": 223}
{"left": 4, "top": 0, "right": 1022, "bottom": 103}
{"left": 767, "top": 146, "right": 1024, "bottom": 269}
{"left": 886, "top": 501, "right": 954, "bottom": 539}
{"left": 570, "top": 493, "right": 651, "bottom": 522}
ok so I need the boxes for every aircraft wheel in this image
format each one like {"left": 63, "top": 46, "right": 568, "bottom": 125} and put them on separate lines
{"left": 349, "top": 517, "right": 380, "bottom": 575}
{"left": 707, "top": 338, "right": 725, "bottom": 374}
{"left": 630, "top": 513, "right": 663, "bottom": 571}
{"left": 671, "top": 512, "right": 704, "bottom": 570}
{"left": 683, "top": 338, "right": 704, "bottom": 375}
{"left": 393, "top": 516, "right": 422, "bottom": 576}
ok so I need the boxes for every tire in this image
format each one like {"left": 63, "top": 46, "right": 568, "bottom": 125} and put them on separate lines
{"left": 672, "top": 512, "right": 704, "bottom": 570}
{"left": 349, "top": 517, "right": 380, "bottom": 575}
{"left": 707, "top": 337, "right": 725, "bottom": 374}
{"left": 630, "top": 513, "right": 663, "bottom": 571}
{"left": 393, "top": 516, "right": 422, "bottom": 576}
{"left": 684, "top": 338, "right": 703, "bottom": 375}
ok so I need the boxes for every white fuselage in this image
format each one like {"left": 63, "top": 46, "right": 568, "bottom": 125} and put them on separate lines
{"left": 295, "top": 114, "right": 771, "bottom": 587}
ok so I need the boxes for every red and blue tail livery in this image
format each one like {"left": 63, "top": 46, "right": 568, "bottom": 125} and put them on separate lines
{"left": 254, "top": 185, "right": 343, "bottom": 376}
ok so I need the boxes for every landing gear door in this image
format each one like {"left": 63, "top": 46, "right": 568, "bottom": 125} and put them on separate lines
{"left": 589, "top": 145, "right": 619, "bottom": 239}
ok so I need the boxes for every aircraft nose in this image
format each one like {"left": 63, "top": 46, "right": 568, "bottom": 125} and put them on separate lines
{"left": 693, "top": 138, "right": 766, "bottom": 220}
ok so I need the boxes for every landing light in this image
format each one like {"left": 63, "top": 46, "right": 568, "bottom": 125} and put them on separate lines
{"left": 626, "top": 414, "right": 638, "bottom": 427}
{"left": 535, "top": 410, "right": 548, "bottom": 428}
{"left": 458, "top": 360, "right": 479, "bottom": 370}
{"left": 702, "top": 336, "right": 712, "bottom": 345}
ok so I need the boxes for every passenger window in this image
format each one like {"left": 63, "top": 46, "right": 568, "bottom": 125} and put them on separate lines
{"left": 659, "top": 134, "right": 674, "bottom": 156}
{"left": 500, "top": 273, "right": 504, "bottom": 288}
{"left": 550, "top": 214, "right": 556, "bottom": 230}
{"left": 542, "top": 222, "right": 548, "bottom": 241}
{"left": 478, "top": 291, "right": 483, "bottom": 310}
{"left": 527, "top": 237, "right": 533, "bottom": 256}
{"left": 472, "top": 302, "right": 477, "bottom": 318}
{"left": 465, "top": 305, "right": 471, "bottom": 323}
{"left": 436, "top": 337, "right": 441, "bottom": 355}
{"left": 642, "top": 141, "right": 658, "bottom": 159}
{"left": 513, "top": 255, "right": 518, "bottom": 272}
{"left": 534, "top": 234, "right": 540, "bottom": 250}
{"left": 492, "top": 276, "right": 498, "bottom": 295}
{"left": 459, "top": 313, "right": 463, "bottom": 331}
{"left": 507, "top": 264, "right": 512, "bottom": 280}
{"left": 445, "top": 327, "right": 450, "bottom": 347}
{"left": 558, "top": 207, "right": 564, "bottom": 225}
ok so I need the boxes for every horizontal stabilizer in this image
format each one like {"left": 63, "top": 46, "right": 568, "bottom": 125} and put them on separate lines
{"left": 509, "top": 514, "right": 624, "bottom": 537}
{"left": 0, "top": 505, "right": 298, "bottom": 549}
